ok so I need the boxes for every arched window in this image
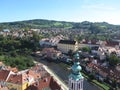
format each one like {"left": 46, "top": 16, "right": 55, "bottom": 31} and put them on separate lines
{"left": 79, "top": 83, "right": 80, "bottom": 89}
{"left": 72, "top": 83, "right": 73, "bottom": 89}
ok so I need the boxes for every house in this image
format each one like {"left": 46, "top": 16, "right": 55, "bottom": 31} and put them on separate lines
{"left": 95, "top": 66, "right": 108, "bottom": 82}
{"left": 41, "top": 48, "right": 62, "bottom": 60}
{"left": 3, "top": 29, "right": 10, "bottom": 36}
{"left": 3, "top": 29, "right": 10, "bottom": 33}
{"left": 85, "top": 63, "right": 94, "bottom": 73}
{"left": 39, "top": 35, "right": 63, "bottom": 47}
{"left": 97, "top": 47, "right": 106, "bottom": 60}
{"left": 26, "top": 70, "right": 41, "bottom": 82}
{"left": 26, "top": 64, "right": 63, "bottom": 90}
{"left": 79, "top": 39, "right": 100, "bottom": 49}
{"left": 26, "top": 75, "right": 62, "bottom": 90}
{"left": 6, "top": 66, "right": 18, "bottom": 73}
{"left": 6, "top": 73, "right": 31, "bottom": 90}
{"left": 0, "top": 62, "right": 6, "bottom": 70}
{"left": 91, "top": 46, "right": 99, "bottom": 54}
{"left": 97, "top": 42, "right": 120, "bottom": 60}
{"left": 57, "top": 40, "right": 78, "bottom": 53}
{"left": 39, "top": 38, "right": 52, "bottom": 47}
{"left": 0, "top": 70, "right": 14, "bottom": 88}
{"left": 0, "top": 63, "right": 64, "bottom": 90}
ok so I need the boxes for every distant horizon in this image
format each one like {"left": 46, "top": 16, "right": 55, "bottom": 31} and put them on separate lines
{"left": 1, "top": 0, "right": 120, "bottom": 25}
{"left": 0, "top": 18, "right": 118, "bottom": 25}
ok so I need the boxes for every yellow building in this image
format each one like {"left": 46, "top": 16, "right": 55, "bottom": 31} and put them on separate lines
{"left": 6, "top": 74, "right": 32, "bottom": 90}
{"left": 57, "top": 40, "right": 78, "bottom": 53}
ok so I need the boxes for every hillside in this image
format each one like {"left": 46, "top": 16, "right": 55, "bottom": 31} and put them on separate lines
{"left": 0, "top": 19, "right": 74, "bottom": 29}
{"left": 0, "top": 19, "right": 120, "bottom": 32}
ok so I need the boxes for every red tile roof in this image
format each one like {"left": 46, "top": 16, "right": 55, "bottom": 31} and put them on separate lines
{"left": 7, "top": 74, "right": 22, "bottom": 85}
{"left": 91, "top": 64, "right": 120, "bottom": 83}
{"left": 105, "top": 40, "right": 119, "bottom": 47}
{"left": 81, "top": 40, "right": 99, "bottom": 45}
{"left": 26, "top": 76, "right": 62, "bottom": 90}
{"left": 50, "top": 77, "right": 62, "bottom": 90}
{"left": 7, "top": 73, "right": 29, "bottom": 85}
{"left": 26, "top": 70, "right": 41, "bottom": 80}
{"left": 31, "top": 64, "right": 48, "bottom": 78}
{"left": 87, "top": 63, "right": 94, "bottom": 68}
{"left": 0, "top": 70, "right": 10, "bottom": 81}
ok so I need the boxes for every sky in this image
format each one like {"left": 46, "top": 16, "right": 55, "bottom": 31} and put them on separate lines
{"left": 0, "top": 0, "right": 120, "bottom": 25}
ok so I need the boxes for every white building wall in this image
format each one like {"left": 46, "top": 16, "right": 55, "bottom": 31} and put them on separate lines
{"left": 69, "top": 78, "right": 83, "bottom": 90}
{"left": 57, "top": 44, "right": 78, "bottom": 53}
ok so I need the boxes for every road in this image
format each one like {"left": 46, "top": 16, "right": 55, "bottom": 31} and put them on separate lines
{"left": 34, "top": 57, "right": 102, "bottom": 90}
{"left": 43, "top": 65, "right": 68, "bottom": 90}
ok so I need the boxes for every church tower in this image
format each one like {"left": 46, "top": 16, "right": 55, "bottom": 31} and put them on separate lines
{"left": 68, "top": 53, "right": 84, "bottom": 90}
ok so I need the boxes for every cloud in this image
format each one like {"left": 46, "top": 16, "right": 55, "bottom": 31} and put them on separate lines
{"left": 82, "top": 3, "right": 116, "bottom": 11}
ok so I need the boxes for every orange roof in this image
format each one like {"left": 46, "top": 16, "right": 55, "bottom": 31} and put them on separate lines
{"left": 7, "top": 73, "right": 28, "bottom": 85}
{"left": 88, "top": 63, "right": 94, "bottom": 68}
{"left": 7, "top": 66, "right": 18, "bottom": 73}
{"left": 26, "top": 70, "right": 41, "bottom": 80}
{"left": 26, "top": 76, "right": 62, "bottom": 90}
{"left": 7, "top": 74, "right": 22, "bottom": 85}
{"left": 31, "top": 64, "right": 48, "bottom": 78}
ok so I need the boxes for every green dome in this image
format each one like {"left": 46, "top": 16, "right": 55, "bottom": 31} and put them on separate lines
{"left": 74, "top": 53, "right": 80, "bottom": 60}
{"left": 69, "top": 73, "right": 83, "bottom": 81}
{"left": 71, "top": 62, "right": 82, "bottom": 72}
{"left": 69, "top": 53, "right": 84, "bottom": 81}
{"left": 69, "top": 62, "right": 83, "bottom": 81}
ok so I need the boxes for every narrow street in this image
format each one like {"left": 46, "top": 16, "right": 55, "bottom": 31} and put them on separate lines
{"left": 34, "top": 57, "right": 102, "bottom": 90}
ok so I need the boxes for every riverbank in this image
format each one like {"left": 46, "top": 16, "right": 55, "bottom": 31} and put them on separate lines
{"left": 33, "top": 57, "right": 102, "bottom": 90}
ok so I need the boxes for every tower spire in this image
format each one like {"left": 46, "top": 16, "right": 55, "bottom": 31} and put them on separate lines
{"left": 68, "top": 53, "right": 84, "bottom": 90}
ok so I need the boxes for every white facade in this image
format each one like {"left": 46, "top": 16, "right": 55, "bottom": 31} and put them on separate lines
{"left": 69, "top": 78, "right": 84, "bottom": 90}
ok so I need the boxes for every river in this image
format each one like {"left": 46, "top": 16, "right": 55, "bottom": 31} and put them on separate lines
{"left": 34, "top": 57, "right": 102, "bottom": 90}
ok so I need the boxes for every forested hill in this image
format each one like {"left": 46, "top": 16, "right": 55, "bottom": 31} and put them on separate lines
{"left": 0, "top": 19, "right": 120, "bottom": 32}
{"left": 0, "top": 19, "right": 74, "bottom": 29}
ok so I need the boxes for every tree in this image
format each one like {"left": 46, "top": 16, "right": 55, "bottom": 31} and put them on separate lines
{"left": 88, "top": 73, "right": 95, "bottom": 81}
{"left": 24, "top": 27, "right": 30, "bottom": 31}
{"left": 89, "top": 24, "right": 106, "bottom": 34}
{"left": 81, "top": 47, "right": 91, "bottom": 53}
{"left": 3, "top": 55, "right": 35, "bottom": 70}
{"left": 108, "top": 54, "right": 120, "bottom": 66}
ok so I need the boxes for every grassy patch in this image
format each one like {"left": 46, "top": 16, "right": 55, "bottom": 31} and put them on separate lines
{"left": 81, "top": 71, "right": 110, "bottom": 90}
{"left": 81, "top": 72, "right": 89, "bottom": 79}
{"left": 92, "top": 80, "right": 110, "bottom": 90}
{"left": 54, "top": 22, "right": 63, "bottom": 26}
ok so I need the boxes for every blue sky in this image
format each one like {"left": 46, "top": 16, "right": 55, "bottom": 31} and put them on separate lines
{"left": 0, "top": 0, "right": 120, "bottom": 24}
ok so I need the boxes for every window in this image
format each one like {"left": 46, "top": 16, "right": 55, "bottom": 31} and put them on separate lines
{"left": 72, "top": 83, "right": 73, "bottom": 89}
{"left": 79, "top": 83, "right": 80, "bottom": 89}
